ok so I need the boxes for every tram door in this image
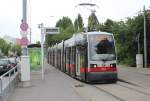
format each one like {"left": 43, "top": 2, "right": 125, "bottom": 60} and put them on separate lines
{"left": 76, "top": 51, "right": 80, "bottom": 76}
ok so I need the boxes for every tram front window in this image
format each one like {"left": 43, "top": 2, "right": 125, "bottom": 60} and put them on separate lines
{"left": 89, "top": 34, "right": 116, "bottom": 61}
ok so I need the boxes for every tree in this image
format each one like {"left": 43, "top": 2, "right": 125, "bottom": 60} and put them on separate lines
{"left": 46, "top": 9, "right": 150, "bottom": 66}
{"left": 36, "top": 41, "right": 41, "bottom": 45}
{"left": 0, "top": 38, "right": 21, "bottom": 56}
{"left": 56, "top": 19, "right": 62, "bottom": 27}
{"left": 10, "top": 45, "right": 21, "bottom": 56}
{"left": 0, "top": 38, "right": 10, "bottom": 55}
{"left": 74, "top": 14, "right": 84, "bottom": 32}
{"left": 55, "top": 16, "right": 73, "bottom": 30}
{"left": 99, "top": 19, "right": 115, "bottom": 33}
{"left": 45, "top": 16, "right": 75, "bottom": 47}
{"left": 88, "top": 12, "right": 99, "bottom": 31}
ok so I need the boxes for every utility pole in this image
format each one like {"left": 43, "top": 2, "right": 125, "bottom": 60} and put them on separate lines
{"left": 137, "top": 33, "right": 140, "bottom": 54}
{"left": 143, "top": 6, "right": 147, "bottom": 68}
{"left": 20, "top": 0, "right": 31, "bottom": 87}
{"left": 23, "top": 0, "right": 27, "bottom": 23}
{"left": 21, "top": 0, "right": 29, "bottom": 55}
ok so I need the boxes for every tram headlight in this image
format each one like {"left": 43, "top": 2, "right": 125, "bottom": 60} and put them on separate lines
{"left": 110, "top": 64, "right": 113, "bottom": 67}
{"left": 94, "top": 64, "right": 97, "bottom": 68}
{"left": 90, "top": 64, "right": 97, "bottom": 68}
{"left": 110, "top": 64, "right": 116, "bottom": 67}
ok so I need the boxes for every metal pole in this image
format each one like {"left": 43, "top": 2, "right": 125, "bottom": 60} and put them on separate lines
{"left": 22, "top": 0, "right": 28, "bottom": 56}
{"left": 23, "top": 0, "right": 27, "bottom": 23}
{"left": 138, "top": 33, "right": 140, "bottom": 54}
{"left": 143, "top": 6, "right": 147, "bottom": 68}
{"left": 0, "top": 79, "right": 2, "bottom": 94}
{"left": 30, "top": 27, "right": 31, "bottom": 44}
{"left": 39, "top": 24, "right": 44, "bottom": 80}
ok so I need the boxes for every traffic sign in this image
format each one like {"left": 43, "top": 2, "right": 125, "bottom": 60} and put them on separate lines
{"left": 20, "top": 22, "right": 28, "bottom": 31}
{"left": 20, "top": 31, "right": 28, "bottom": 37}
{"left": 44, "top": 27, "right": 59, "bottom": 34}
{"left": 21, "top": 37, "right": 28, "bottom": 46}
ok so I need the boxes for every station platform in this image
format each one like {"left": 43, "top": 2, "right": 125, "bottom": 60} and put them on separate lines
{"left": 8, "top": 63, "right": 150, "bottom": 101}
{"left": 8, "top": 62, "right": 85, "bottom": 101}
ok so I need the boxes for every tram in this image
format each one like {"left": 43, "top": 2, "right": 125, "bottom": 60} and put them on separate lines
{"left": 47, "top": 31, "right": 117, "bottom": 83}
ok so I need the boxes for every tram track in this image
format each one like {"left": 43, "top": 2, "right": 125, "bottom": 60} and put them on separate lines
{"left": 72, "top": 79, "right": 123, "bottom": 101}
{"left": 93, "top": 84, "right": 124, "bottom": 101}
{"left": 117, "top": 80, "right": 150, "bottom": 96}
{"left": 72, "top": 75, "right": 150, "bottom": 101}
{"left": 94, "top": 80, "right": 150, "bottom": 101}
{"left": 62, "top": 68, "right": 150, "bottom": 101}
{"left": 53, "top": 66, "right": 150, "bottom": 101}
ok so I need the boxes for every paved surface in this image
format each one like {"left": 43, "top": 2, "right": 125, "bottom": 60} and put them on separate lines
{"left": 73, "top": 81, "right": 120, "bottom": 101}
{"left": 8, "top": 63, "right": 121, "bottom": 101}
{"left": 7, "top": 63, "right": 150, "bottom": 101}
{"left": 95, "top": 81, "right": 150, "bottom": 101}
{"left": 8, "top": 63, "right": 85, "bottom": 101}
{"left": 118, "top": 65, "right": 150, "bottom": 89}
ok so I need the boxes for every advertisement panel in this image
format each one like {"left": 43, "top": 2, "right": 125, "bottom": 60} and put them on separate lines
{"left": 28, "top": 48, "right": 41, "bottom": 70}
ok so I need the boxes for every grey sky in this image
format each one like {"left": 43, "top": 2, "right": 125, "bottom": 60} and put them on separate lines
{"left": 0, "top": 0, "right": 150, "bottom": 43}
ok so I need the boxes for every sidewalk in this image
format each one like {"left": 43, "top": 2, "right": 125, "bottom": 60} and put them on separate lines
{"left": 8, "top": 62, "right": 85, "bottom": 101}
{"left": 118, "top": 65, "right": 150, "bottom": 89}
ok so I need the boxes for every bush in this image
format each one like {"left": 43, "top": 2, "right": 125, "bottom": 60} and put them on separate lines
{"left": 121, "top": 57, "right": 136, "bottom": 67}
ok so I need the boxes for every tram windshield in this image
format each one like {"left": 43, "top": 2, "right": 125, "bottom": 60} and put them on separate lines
{"left": 89, "top": 34, "right": 116, "bottom": 61}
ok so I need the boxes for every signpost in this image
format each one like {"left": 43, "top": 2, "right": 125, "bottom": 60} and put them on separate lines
{"left": 38, "top": 24, "right": 59, "bottom": 80}
{"left": 21, "top": 37, "right": 29, "bottom": 46}
{"left": 44, "top": 27, "right": 59, "bottom": 34}
{"left": 20, "top": 0, "right": 30, "bottom": 87}
{"left": 20, "top": 22, "right": 28, "bottom": 31}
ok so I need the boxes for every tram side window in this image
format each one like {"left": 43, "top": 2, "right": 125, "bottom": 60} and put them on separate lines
{"left": 80, "top": 53, "right": 84, "bottom": 68}
{"left": 71, "top": 47, "right": 76, "bottom": 71}
{"left": 77, "top": 45, "right": 87, "bottom": 68}
{"left": 72, "top": 47, "right": 76, "bottom": 65}
{"left": 57, "top": 50, "right": 61, "bottom": 68}
{"left": 66, "top": 48, "right": 71, "bottom": 67}
{"left": 67, "top": 48, "right": 70, "bottom": 63}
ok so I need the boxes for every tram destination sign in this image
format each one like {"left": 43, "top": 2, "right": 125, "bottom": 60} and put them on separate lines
{"left": 44, "top": 27, "right": 59, "bottom": 34}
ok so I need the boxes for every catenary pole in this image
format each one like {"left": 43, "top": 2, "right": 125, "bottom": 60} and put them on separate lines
{"left": 143, "top": 6, "right": 147, "bottom": 68}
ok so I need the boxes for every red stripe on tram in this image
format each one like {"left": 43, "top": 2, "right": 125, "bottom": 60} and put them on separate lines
{"left": 80, "top": 67, "right": 117, "bottom": 73}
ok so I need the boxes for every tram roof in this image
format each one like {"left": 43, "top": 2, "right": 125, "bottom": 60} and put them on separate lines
{"left": 85, "top": 31, "right": 113, "bottom": 35}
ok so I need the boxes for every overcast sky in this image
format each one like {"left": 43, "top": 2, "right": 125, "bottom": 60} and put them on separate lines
{"left": 0, "top": 0, "right": 150, "bottom": 43}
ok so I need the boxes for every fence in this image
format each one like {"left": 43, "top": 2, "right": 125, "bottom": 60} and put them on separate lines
{"left": 0, "top": 66, "right": 19, "bottom": 101}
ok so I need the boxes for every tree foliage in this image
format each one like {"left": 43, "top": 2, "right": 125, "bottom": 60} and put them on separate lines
{"left": 99, "top": 10, "right": 150, "bottom": 66}
{"left": 45, "top": 8, "right": 150, "bottom": 66}
{"left": 56, "top": 16, "right": 73, "bottom": 30}
{"left": 74, "top": 14, "right": 84, "bottom": 32}
{"left": 0, "top": 38, "right": 21, "bottom": 56}
{"left": 45, "top": 16, "right": 74, "bottom": 47}
{"left": 99, "top": 19, "right": 114, "bottom": 33}
{"left": 88, "top": 12, "right": 99, "bottom": 31}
